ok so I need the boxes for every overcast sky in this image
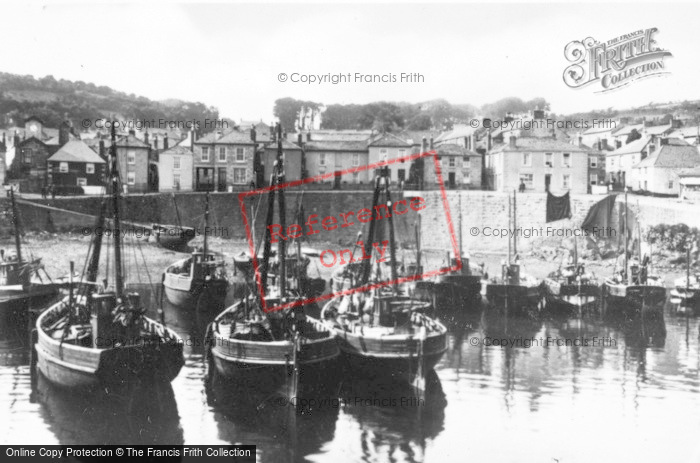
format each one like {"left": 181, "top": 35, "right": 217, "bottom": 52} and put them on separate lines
{"left": 1, "top": 2, "right": 699, "bottom": 121}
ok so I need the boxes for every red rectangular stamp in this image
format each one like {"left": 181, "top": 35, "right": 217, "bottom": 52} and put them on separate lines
{"left": 238, "top": 150, "right": 460, "bottom": 313}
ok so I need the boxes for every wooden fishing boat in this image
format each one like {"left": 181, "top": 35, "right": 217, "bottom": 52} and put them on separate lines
{"left": 485, "top": 192, "right": 542, "bottom": 313}
{"left": 321, "top": 290, "right": 446, "bottom": 379}
{"left": 162, "top": 192, "right": 228, "bottom": 313}
{"left": 543, "top": 264, "right": 600, "bottom": 314}
{"left": 602, "top": 193, "right": 666, "bottom": 316}
{"left": 207, "top": 123, "right": 338, "bottom": 398}
{"left": 35, "top": 125, "right": 184, "bottom": 389}
{"left": 670, "top": 248, "right": 700, "bottom": 310}
{"left": 0, "top": 188, "right": 60, "bottom": 325}
{"left": 322, "top": 165, "right": 446, "bottom": 388}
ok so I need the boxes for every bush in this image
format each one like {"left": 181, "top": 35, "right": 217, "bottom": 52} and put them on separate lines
{"left": 647, "top": 223, "right": 700, "bottom": 253}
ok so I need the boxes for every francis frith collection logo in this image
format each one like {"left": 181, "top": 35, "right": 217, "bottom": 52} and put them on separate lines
{"left": 563, "top": 28, "right": 672, "bottom": 93}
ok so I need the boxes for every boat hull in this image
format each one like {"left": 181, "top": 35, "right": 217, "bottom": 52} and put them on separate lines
{"left": 485, "top": 283, "right": 542, "bottom": 311}
{"left": 425, "top": 274, "right": 482, "bottom": 310}
{"left": 603, "top": 282, "right": 667, "bottom": 315}
{"left": 163, "top": 278, "right": 228, "bottom": 312}
{"left": 543, "top": 279, "right": 600, "bottom": 314}
{"left": 154, "top": 225, "right": 195, "bottom": 251}
{"left": 36, "top": 302, "right": 184, "bottom": 389}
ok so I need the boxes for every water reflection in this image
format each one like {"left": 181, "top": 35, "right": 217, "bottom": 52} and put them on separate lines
{"left": 34, "top": 372, "right": 183, "bottom": 445}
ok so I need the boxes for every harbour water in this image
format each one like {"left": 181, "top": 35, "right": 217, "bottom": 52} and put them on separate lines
{"left": 1, "top": 284, "right": 699, "bottom": 462}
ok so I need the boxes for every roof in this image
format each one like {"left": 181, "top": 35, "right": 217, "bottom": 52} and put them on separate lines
{"left": 264, "top": 139, "right": 301, "bottom": 151}
{"left": 634, "top": 142, "right": 700, "bottom": 169}
{"left": 303, "top": 140, "right": 368, "bottom": 151}
{"left": 48, "top": 140, "right": 106, "bottom": 164}
{"left": 301, "top": 130, "right": 373, "bottom": 142}
{"left": 216, "top": 130, "right": 254, "bottom": 144}
{"left": 608, "top": 135, "right": 651, "bottom": 156}
{"left": 582, "top": 124, "right": 618, "bottom": 135}
{"left": 644, "top": 124, "right": 673, "bottom": 136}
{"left": 434, "top": 125, "right": 477, "bottom": 143}
{"left": 612, "top": 123, "right": 644, "bottom": 137}
{"left": 24, "top": 116, "right": 44, "bottom": 124}
{"left": 395, "top": 130, "right": 436, "bottom": 146}
{"left": 368, "top": 132, "right": 411, "bottom": 148}
{"left": 159, "top": 145, "right": 193, "bottom": 157}
{"left": 116, "top": 134, "right": 150, "bottom": 148}
{"left": 194, "top": 130, "right": 228, "bottom": 144}
{"left": 435, "top": 143, "right": 480, "bottom": 157}
{"left": 490, "top": 136, "right": 587, "bottom": 153}
{"left": 670, "top": 126, "right": 700, "bottom": 138}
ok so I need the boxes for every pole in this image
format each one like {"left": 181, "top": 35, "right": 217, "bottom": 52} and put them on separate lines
{"left": 203, "top": 192, "right": 210, "bottom": 262}
{"left": 507, "top": 195, "right": 512, "bottom": 265}
{"left": 458, "top": 194, "right": 463, "bottom": 262}
{"left": 385, "top": 168, "right": 398, "bottom": 290}
{"left": 110, "top": 124, "right": 124, "bottom": 295}
{"left": 86, "top": 200, "right": 107, "bottom": 285}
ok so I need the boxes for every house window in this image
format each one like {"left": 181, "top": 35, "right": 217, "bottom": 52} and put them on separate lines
{"left": 59, "top": 162, "right": 68, "bottom": 173}
{"left": 173, "top": 156, "right": 181, "bottom": 170}
{"left": 127, "top": 172, "right": 136, "bottom": 185}
{"left": 86, "top": 163, "right": 95, "bottom": 174}
{"left": 448, "top": 157, "right": 456, "bottom": 168}
{"left": 218, "top": 146, "right": 227, "bottom": 162}
{"left": 519, "top": 173, "right": 533, "bottom": 189}
{"left": 563, "top": 153, "right": 571, "bottom": 167}
{"left": 319, "top": 153, "right": 326, "bottom": 166}
{"left": 522, "top": 153, "right": 531, "bottom": 166}
{"left": 173, "top": 173, "right": 181, "bottom": 189}
{"left": 668, "top": 180, "right": 674, "bottom": 189}
{"left": 353, "top": 171, "right": 359, "bottom": 183}
{"left": 398, "top": 149, "right": 406, "bottom": 158}
{"left": 589, "top": 157, "right": 597, "bottom": 168}
{"left": 201, "top": 147, "right": 210, "bottom": 162}
{"left": 352, "top": 153, "right": 360, "bottom": 167}
{"left": 590, "top": 173, "right": 598, "bottom": 185}
{"left": 233, "top": 167, "right": 246, "bottom": 184}
{"left": 563, "top": 174, "right": 571, "bottom": 189}
{"left": 379, "top": 148, "right": 388, "bottom": 160}
{"left": 463, "top": 170, "right": 472, "bottom": 184}
{"left": 127, "top": 150, "right": 136, "bottom": 165}
{"left": 236, "top": 148, "right": 245, "bottom": 162}
{"left": 545, "top": 153, "right": 553, "bottom": 167}
{"left": 77, "top": 178, "right": 87, "bottom": 187}
{"left": 22, "top": 149, "right": 33, "bottom": 164}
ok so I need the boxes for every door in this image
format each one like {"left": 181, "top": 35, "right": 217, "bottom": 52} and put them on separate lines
{"left": 448, "top": 172, "right": 456, "bottom": 189}
{"left": 545, "top": 174, "right": 551, "bottom": 192}
{"left": 217, "top": 168, "right": 227, "bottom": 192}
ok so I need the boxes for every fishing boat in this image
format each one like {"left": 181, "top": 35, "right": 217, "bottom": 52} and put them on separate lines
{"left": 321, "top": 166, "right": 447, "bottom": 388}
{"left": 0, "top": 187, "right": 60, "bottom": 326}
{"left": 207, "top": 123, "right": 339, "bottom": 398}
{"left": 543, "top": 237, "right": 600, "bottom": 315}
{"left": 485, "top": 191, "right": 542, "bottom": 313}
{"left": 162, "top": 192, "right": 229, "bottom": 313}
{"left": 602, "top": 192, "right": 666, "bottom": 316}
{"left": 153, "top": 194, "right": 195, "bottom": 251}
{"left": 35, "top": 125, "right": 184, "bottom": 389}
{"left": 670, "top": 248, "right": 700, "bottom": 310}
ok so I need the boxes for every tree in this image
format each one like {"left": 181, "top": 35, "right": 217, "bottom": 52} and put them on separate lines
{"left": 273, "top": 97, "right": 321, "bottom": 132}
{"left": 626, "top": 128, "right": 642, "bottom": 144}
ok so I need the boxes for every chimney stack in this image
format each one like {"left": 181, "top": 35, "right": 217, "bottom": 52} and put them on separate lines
{"left": 190, "top": 129, "right": 195, "bottom": 147}
{"left": 250, "top": 127, "right": 257, "bottom": 144}
{"left": 144, "top": 130, "right": 149, "bottom": 146}
{"left": 99, "top": 140, "right": 105, "bottom": 160}
{"left": 578, "top": 133, "right": 583, "bottom": 146}
{"left": 509, "top": 135, "right": 517, "bottom": 148}
{"left": 429, "top": 137, "right": 434, "bottom": 150}
{"left": 59, "top": 120, "right": 70, "bottom": 146}
{"left": 487, "top": 129, "right": 492, "bottom": 151}
{"left": 128, "top": 129, "right": 136, "bottom": 136}
{"left": 163, "top": 134, "right": 169, "bottom": 150}
{"left": 601, "top": 139, "right": 608, "bottom": 150}
{"left": 421, "top": 137, "right": 427, "bottom": 154}
{"left": 297, "top": 132, "right": 303, "bottom": 147}
{"left": 153, "top": 135, "right": 158, "bottom": 151}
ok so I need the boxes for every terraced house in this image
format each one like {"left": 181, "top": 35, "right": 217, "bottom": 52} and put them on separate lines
{"left": 192, "top": 129, "right": 256, "bottom": 191}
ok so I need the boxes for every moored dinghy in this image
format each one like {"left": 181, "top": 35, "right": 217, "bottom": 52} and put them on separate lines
{"left": 35, "top": 124, "right": 184, "bottom": 389}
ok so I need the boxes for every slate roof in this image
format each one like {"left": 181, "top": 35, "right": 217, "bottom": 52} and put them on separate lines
{"left": 367, "top": 132, "right": 412, "bottom": 148}
{"left": 608, "top": 135, "right": 651, "bottom": 156}
{"left": 115, "top": 134, "right": 150, "bottom": 148}
{"left": 217, "top": 130, "right": 254, "bottom": 144}
{"left": 264, "top": 139, "right": 302, "bottom": 151}
{"left": 490, "top": 136, "right": 587, "bottom": 153}
{"left": 48, "top": 140, "right": 106, "bottom": 163}
{"left": 435, "top": 143, "right": 480, "bottom": 157}
{"left": 635, "top": 142, "right": 700, "bottom": 169}
{"left": 160, "top": 145, "right": 193, "bottom": 157}
{"left": 303, "top": 140, "right": 368, "bottom": 151}
{"left": 612, "top": 123, "right": 644, "bottom": 137}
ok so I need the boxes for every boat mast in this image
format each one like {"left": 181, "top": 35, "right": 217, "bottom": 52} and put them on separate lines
{"left": 458, "top": 194, "right": 463, "bottom": 262}
{"left": 384, "top": 167, "right": 399, "bottom": 289}
{"left": 9, "top": 187, "right": 22, "bottom": 263}
{"left": 203, "top": 192, "right": 210, "bottom": 261}
{"left": 86, "top": 200, "right": 107, "bottom": 285}
{"left": 507, "top": 194, "right": 512, "bottom": 266}
{"left": 512, "top": 189, "right": 517, "bottom": 257}
{"left": 109, "top": 124, "right": 124, "bottom": 295}
{"left": 623, "top": 190, "right": 628, "bottom": 284}
{"left": 361, "top": 175, "right": 382, "bottom": 285}
{"left": 276, "top": 123, "right": 287, "bottom": 298}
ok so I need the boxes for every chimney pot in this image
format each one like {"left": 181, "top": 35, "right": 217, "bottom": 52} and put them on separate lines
{"left": 509, "top": 135, "right": 517, "bottom": 148}
{"left": 163, "top": 134, "right": 169, "bottom": 150}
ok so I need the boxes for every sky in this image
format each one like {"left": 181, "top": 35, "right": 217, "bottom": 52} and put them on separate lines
{"left": 1, "top": 2, "right": 699, "bottom": 121}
